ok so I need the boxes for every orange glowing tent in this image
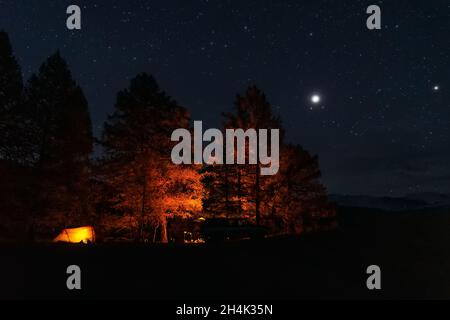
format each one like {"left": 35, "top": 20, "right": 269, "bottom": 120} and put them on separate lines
{"left": 53, "top": 226, "right": 95, "bottom": 244}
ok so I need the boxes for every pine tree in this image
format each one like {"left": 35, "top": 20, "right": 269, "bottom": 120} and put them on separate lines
{"left": 98, "top": 73, "right": 197, "bottom": 242}
{"left": 24, "top": 52, "right": 93, "bottom": 234}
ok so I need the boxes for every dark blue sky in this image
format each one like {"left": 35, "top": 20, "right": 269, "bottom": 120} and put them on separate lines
{"left": 1, "top": 0, "right": 449, "bottom": 196}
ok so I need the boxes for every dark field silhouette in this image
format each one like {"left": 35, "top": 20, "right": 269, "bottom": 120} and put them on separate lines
{"left": 2, "top": 206, "right": 450, "bottom": 300}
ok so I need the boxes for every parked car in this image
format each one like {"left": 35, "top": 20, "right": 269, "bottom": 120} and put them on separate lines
{"left": 200, "top": 218, "right": 267, "bottom": 243}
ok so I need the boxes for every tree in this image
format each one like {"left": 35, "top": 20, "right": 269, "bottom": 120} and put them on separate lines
{"left": 0, "top": 30, "right": 31, "bottom": 240}
{"left": 272, "top": 144, "right": 333, "bottom": 234}
{"left": 151, "top": 163, "right": 203, "bottom": 242}
{"left": 203, "top": 86, "right": 335, "bottom": 235}
{"left": 201, "top": 155, "right": 243, "bottom": 218}
{"left": 223, "top": 86, "right": 284, "bottom": 225}
{"left": 98, "top": 73, "right": 199, "bottom": 242}
{"left": 24, "top": 52, "right": 93, "bottom": 235}
{"left": 0, "top": 30, "right": 24, "bottom": 162}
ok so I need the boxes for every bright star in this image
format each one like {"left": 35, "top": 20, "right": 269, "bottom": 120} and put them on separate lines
{"left": 433, "top": 85, "right": 439, "bottom": 91}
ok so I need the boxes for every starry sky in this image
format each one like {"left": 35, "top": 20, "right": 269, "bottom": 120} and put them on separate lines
{"left": 1, "top": 0, "right": 449, "bottom": 196}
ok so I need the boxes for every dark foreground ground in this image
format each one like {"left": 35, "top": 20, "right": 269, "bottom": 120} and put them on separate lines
{"left": 1, "top": 206, "right": 450, "bottom": 300}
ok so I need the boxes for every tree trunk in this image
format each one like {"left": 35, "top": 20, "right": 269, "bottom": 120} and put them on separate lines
{"left": 237, "top": 168, "right": 242, "bottom": 216}
{"left": 153, "top": 224, "right": 159, "bottom": 243}
{"left": 160, "top": 217, "right": 168, "bottom": 243}
{"left": 224, "top": 164, "right": 230, "bottom": 217}
{"left": 255, "top": 165, "right": 260, "bottom": 226}
{"left": 140, "top": 174, "right": 147, "bottom": 242}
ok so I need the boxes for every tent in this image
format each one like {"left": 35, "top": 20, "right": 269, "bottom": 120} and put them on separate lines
{"left": 53, "top": 226, "right": 95, "bottom": 244}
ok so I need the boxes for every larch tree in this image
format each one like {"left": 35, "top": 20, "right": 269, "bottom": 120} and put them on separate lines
{"left": 273, "top": 144, "right": 334, "bottom": 234}
{"left": 204, "top": 86, "right": 335, "bottom": 235}
{"left": 98, "top": 73, "right": 199, "bottom": 242}
{"left": 223, "top": 86, "right": 284, "bottom": 225}
{"left": 201, "top": 153, "right": 242, "bottom": 218}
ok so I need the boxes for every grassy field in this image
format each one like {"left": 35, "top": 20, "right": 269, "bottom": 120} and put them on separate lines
{"left": 1, "top": 206, "right": 450, "bottom": 300}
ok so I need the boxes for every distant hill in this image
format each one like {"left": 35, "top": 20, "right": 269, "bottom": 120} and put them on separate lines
{"left": 329, "top": 192, "right": 450, "bottom": 211}
{"left": 404, "top": 192, "right": 450, "bottom": 206}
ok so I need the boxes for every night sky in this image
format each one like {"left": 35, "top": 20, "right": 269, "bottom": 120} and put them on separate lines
{"left": 1, "top": 0, "right": 449, "bottom": 196}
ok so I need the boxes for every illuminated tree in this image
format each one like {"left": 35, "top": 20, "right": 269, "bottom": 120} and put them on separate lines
{"left": 98, "top": 73, "right": 199, "bottom": 242}
{"left": 151, "top": 163, "right": 203, "bottom": 241}
{"left": 202, "top": 159, "right": 243, "bottom": 218}
{"left": 203, "top": 86, "right": 335, "bottom": 235}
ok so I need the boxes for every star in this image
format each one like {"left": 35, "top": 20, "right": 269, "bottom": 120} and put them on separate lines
{"left": 433, "top": 85, "right": 439, "bottom": 91}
